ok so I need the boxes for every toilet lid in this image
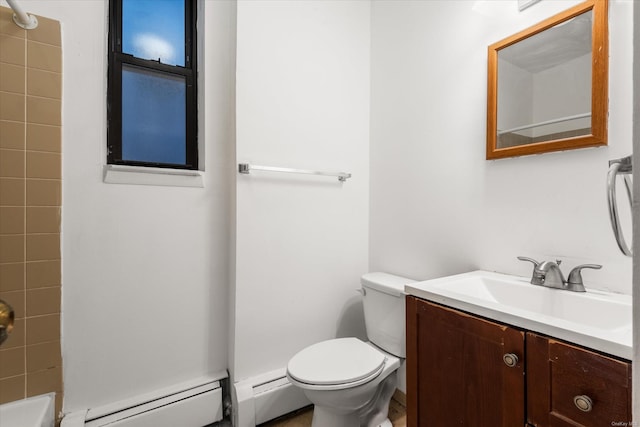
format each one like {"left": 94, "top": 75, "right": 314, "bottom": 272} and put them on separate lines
{"left": 287, "top": 338, "right": 386, "bottom": 386}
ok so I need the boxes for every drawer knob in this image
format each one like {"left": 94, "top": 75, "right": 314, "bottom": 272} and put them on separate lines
{"left": 503, "top": 353, "right": 518, "bottom": 367}
{"left": 574, "top": 395, "right": 593, "bottom": 412}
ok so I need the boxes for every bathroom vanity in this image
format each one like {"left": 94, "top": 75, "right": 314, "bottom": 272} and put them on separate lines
{"left": 405, "top": 271, "right": 632, "bottom": 427}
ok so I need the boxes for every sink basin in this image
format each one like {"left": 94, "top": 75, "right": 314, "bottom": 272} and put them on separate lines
{"left": 405, "top": 270, "right": 632, "bottom": 359}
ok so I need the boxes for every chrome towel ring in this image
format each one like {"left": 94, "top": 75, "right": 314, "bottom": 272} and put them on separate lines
{"left": 607, "top": 156, "right": 632, "bottom": 257}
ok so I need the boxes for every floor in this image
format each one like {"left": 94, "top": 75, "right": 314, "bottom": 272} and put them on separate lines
{"left": 260, "top": 391, "right": 407, "bottom": 427}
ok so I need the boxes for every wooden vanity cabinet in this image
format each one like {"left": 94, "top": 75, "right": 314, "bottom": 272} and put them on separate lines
{"left": 406, "top": 296, "right": 632, "bottom": 427}
{"left": 406, "top": 296, "right": 525, "bottom": 427}
{"left": 527, "top": 332, "right": 632, "bottom": 427}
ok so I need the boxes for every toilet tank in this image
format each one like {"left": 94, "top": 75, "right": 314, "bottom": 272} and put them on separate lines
{"left": 361, "top": 272, "right": 415, "bottom": 358}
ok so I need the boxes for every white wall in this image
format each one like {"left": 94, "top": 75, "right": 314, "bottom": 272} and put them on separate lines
{"left": 370, "top": 0, "right": 633, "bottom": 294}
{"left": 233, "top": 0, "right": 370, "bottom": 383}
{"left": 3, "top": 0, "right": 236, "bottom": 413}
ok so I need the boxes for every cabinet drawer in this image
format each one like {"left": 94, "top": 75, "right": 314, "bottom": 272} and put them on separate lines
{"left": 527, "top": 333, "right": 632, "bottom": 427}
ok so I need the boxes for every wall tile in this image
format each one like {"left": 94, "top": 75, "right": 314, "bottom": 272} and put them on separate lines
{"left": 0, "top": 262, "right": 24, "bottom": 292}
{"left": 26, "top": 15, "right": 61, "bottom": 47}
{"left": 0, "top": 347, "right": 25, "bottom": 379}
{"left": 26, "top": 261, "right": 60, "bottom": 289}
{"left": 0, "top": 63, "right": 25, "bottom": 94}
{"left": 0, "top": 91, "right": 25, "bottom": 122}
{"left": 0, "top": 207, "right": 24, "bottom": 234}
{"left": 25, "top": 314, "right": 59, "bottom": 345}
{"left": 26, "top": 96, "right": 61, "bottom": 126}
{"left": 0, "top": 375, "right": 25, "bottom": 404}
{"left": 0, "top": 9, "right": 61, "bottom": 409}
{"left": 0, "top": 120, "right": 25, "bottom": 150}
{"left": 0, "top": 149, "right": 25, "bottom": 178}
{"left": 27, "top": 69, "right": 61, "bottom": 100}
{"left": 26, "top": 124, "right": 60, "bottom": 153}
{"left": 26, "top": 41, "right": 61, "bottom": 73}
{"left": 26, "top": 151, "right": 60, "bottom": 179}
{"left": 0, "top": 35, "right": 26, "bottom": 66}
{"left": 0, "top": 178, "right": 24, "bottom": 206}
{"left": 55, "top": 392, "right": 63, "bottom": 421}
{"left": 0, "top": 8, "right": 26, "bottom": 39}
{"left": 0, "top": 234, "right": 24, "bottom": 263}
{"left": 26, "top": 366, "right": 61, "bottom": 397}
{"left": 26, "top": 179, "right": 60, "bottom": 206}
{"left": 26, "top": 341, "right": 61, "bottom": 373}
{"left": 26, "top": 287, "right": 59, "bottom": 316}
{"left": 26, "top": 207, "right": 59, "bottom": 234}
{"left": 1, "top": 318, "right": 24, "bottom": 349}
{"left": 26, "top": 233, "right": 59, "bottom": 261}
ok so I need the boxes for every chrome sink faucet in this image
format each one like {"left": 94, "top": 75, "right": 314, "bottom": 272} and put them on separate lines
{"left": 533, "top": 260, "right": 566, "bottom": 289}
{"left": 517, "top": 257, "right": 602, "bottom": 292}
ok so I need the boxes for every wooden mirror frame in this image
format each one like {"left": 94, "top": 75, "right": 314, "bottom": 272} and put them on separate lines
{"left": 486, "top": 0, "right": 608, "bottom": 160}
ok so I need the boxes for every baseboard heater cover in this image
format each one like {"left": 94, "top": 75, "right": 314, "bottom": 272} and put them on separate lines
{"left": 235, "top": 368, "right": 311, "bottom": 427}
{"left": 62, "top": 375, "right": 226, "bottom": 427}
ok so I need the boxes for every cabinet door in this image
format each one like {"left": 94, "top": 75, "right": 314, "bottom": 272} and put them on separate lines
{"left": 527, "top": 332, "right": 632, "bottom": 427}
{"left": 406, "top": 297, "right": 525, "bottom": 427}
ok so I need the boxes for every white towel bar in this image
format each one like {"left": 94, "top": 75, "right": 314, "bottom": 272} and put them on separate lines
{"left": 238, "top": 163, "right": 351, "bottom": 182}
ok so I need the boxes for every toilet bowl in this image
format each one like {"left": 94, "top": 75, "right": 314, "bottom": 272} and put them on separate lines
{"left": 286, "top": 273, "right": 414, "bottom": 427}
{"left": 287, "top": 338, "right": 400, "bottom": 427}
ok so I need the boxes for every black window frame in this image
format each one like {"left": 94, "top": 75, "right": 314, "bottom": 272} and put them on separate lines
{"left": 107, "top": 0, "right": 198, "bottom": 170}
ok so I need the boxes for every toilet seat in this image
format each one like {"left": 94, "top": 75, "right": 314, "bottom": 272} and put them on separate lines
{"left": 287, "top": 338, "right": 386, "bottom": 390}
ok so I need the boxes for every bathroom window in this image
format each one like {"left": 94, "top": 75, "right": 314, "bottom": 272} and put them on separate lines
{"left": 107, "top": 0, "right": 198, "bottom": 169}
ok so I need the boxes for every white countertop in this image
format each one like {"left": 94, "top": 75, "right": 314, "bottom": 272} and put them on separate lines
{"left": 405, "top": 270, "right": 633, "bottom": 360}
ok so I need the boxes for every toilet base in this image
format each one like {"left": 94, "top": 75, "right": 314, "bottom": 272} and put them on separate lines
{"left": 312, "top": 406, "right": 358, "bottom": 427}
{"left": 308, "top": 370, "right": 398, "bottom": 427}
{"left": 311, "top": 407, "right": 392, "bottom": 427}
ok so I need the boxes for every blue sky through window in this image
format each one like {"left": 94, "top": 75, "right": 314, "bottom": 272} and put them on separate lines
{"left": 122, "top": 0, "right": 185, "bottom": 66}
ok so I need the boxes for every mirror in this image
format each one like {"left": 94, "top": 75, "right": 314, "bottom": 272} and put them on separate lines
{"left": 487, "top": 0, "right": 608, "bottom": 159}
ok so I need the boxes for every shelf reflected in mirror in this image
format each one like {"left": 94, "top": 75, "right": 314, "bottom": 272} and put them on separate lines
{"left": 486, "top": 0, "right": 608, "bottom": 159}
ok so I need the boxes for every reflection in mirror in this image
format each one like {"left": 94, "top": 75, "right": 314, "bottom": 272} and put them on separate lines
{"left": 487, "top": 0, "right": 608, "bottom": 159}
{"left": 498, "top": 11, "right": 592, "bottom": 148}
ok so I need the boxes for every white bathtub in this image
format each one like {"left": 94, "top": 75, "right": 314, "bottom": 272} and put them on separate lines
{"left": 0, "top": 393, "right": 55, "bottom": 427}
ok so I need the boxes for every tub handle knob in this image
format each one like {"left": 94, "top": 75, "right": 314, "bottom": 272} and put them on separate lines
{"left": 0, "top": 299, "right": 15, "bottom": 347}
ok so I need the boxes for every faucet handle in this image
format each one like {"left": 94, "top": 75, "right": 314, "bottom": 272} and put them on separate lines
{"left": 517, "top": 256, "right": 540, "bottom": 267}
{"left": 566, "top": 264, "right": 602, "bottom": 291}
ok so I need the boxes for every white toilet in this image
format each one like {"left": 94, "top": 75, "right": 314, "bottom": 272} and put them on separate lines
{"left": 286, "top": 272, "right": 414, "bottom": 427}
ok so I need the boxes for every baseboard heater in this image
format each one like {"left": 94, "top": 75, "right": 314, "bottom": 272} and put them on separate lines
{"left": 62, "top": 375, "right": 226, "bottom": 427}
{"left": 234, "top": 368, "right": 311, "bottom": 427}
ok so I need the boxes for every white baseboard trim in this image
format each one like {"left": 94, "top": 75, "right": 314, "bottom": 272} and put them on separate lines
{"left": 234, "top": 368, "right": 311, "bottom": 427}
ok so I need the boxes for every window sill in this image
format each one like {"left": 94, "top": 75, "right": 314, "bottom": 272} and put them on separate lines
{"left": 103, "top": 164, "right": 204, "bottom": 188}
